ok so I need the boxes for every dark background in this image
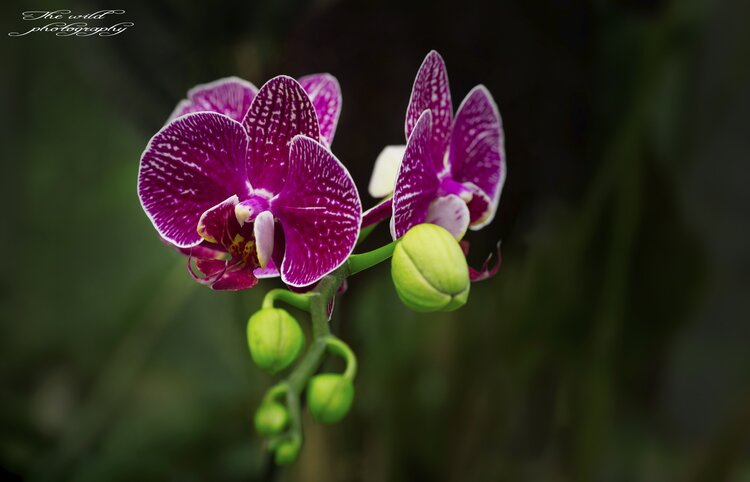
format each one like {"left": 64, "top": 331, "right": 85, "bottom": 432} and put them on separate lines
{"left": 2, "top": 0, "right": 749, "bottom": 480}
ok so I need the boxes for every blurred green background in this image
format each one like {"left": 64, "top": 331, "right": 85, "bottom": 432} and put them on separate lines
{"left": 2, "top": 0, "right": 750, "bottom": 480}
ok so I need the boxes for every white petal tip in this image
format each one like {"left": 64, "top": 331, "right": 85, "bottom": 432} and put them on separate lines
{"left": 368, "top": 145, "right": 407, "bottom": 198}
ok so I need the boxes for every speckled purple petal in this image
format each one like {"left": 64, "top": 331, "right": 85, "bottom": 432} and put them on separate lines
{"left": 391, "top": 110, "right": 440, "bottom": 240}
{"left": 425, "top": 194, "right": 470, "bottom": 240}
{"left": 405, "top": 51, "right": 453, "bottom": 170}
{"left": 168, "top": 77, "right": 258, "bottom": 123}
{"left": 273, "top": 135, "right": 362, "bottom": 287}
{"left": 298, "top": 74, "right": 342, "bottom": 146}
{"left": 243, "top": 76, "right": 320, "bottom": 195}
{"left": 138, "top": 113, "right": 249, "bottom": 248}
{"left": 449, "top": 85, "right": 505, "bottom": 229}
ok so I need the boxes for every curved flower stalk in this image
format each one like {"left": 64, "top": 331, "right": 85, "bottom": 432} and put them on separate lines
{"left": 138, "top": 75, "right": 361, "bottom": 289}
{"left": 366, "top": 51, "right": 506, "bottom": 241}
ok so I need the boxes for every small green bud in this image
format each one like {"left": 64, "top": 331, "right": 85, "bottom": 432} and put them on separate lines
{"left": 274, "top": 438, "right": 301, "bottom": 465}
{"left": 307, "top": 374, "right": 355, "bottom": 424}
{"left": 247, "top": 308, "right": 304, "bottom": 373}
{"left": 254, "top": 402, "right": 289, "bottom": 437}
{"left": 391, "top": 223, "right": 470, "bottom": 312}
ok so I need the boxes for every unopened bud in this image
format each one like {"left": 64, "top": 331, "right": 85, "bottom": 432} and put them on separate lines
{"left": 274, "top": 437, "right": 301, "bottom": 465}
{"left": 307, "top": 374, "right": 355, "bottom": 424}
{"left": 247, "top": 308, "right": 304, "bottom": 373}
{"left": 254, "top": 401, "right": 289, "bottom": 437}
{"left": 391, "top": 223, "right": 470, "bottom": 312}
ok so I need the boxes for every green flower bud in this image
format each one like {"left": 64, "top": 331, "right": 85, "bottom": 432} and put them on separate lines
{"left": 307, "top": 374, "right": 355, "bottom": 424}
{"left": 247, "top": 308, "right": 304, "bottom": 373}
{"left": 274, "top": 438, "right": 301, "bottom": 465}
{"left": 254, "top": 401, "right": 289, "bottom": 437}
{"left": 391, "top": 223, "right": 470, "bottom": 312}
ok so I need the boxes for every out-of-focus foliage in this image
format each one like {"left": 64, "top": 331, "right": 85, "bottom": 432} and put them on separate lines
{"left": 1, "top": 0, "right": 749, "bottom": 481}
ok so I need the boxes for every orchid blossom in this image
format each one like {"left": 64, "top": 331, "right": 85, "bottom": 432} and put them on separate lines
{"left": 366, "top": 51, "right": 506, "bottom": 241}
{"left": 138, "top": 75, "right": 360, "bottom": 290}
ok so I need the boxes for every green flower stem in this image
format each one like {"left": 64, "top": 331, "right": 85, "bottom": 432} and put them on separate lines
{"left": 263, "top": 383, "right": 289, "bottom": 404}
{"left": 348, "top": 240, "right": 397, "bottom": 276}
{"left": 261, "top": 288, "right": 314, "bottom": 311}
{"left": 284, "top": 388, "right": 302, "bottom": 446}
{"left": 326, "top": 337, "right": 358, "bottom": 380}
{"left": 264, "top": 263, "right": 349, "bottom": 451}
{"left": 260, "top": 241, "right": 384, "bottom": 458}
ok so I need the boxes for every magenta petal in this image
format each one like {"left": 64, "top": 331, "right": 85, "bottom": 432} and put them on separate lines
{"left": 163, "top": 237, "right": 227, "bottom": 260}
{"left": 298, "top": 74, "right": 342, "bottom": 146}
{"left": 190, "top": 258, "right": 258, "bottom": 291}
{"left": 470, "top": 242, "right": 502, "bottom": 282}
{"left": 211, "top": 267, "right": 259, "bottom": 290}
{"left": 189, "top": 250, "right": 259, "bottom": 291}
{"left": 405, "top": 51, "right": 453, "bottom": 170}
{"left": 391, "top": 110, "right": 440, "bottom": 240}
{"left": 243, "top": 76, "right": 320, "bottom": 194}
{"left": 189, "top": 257, "right": 227, "bottom": 284}
{"left": 254, "top": 260, "right": 280, "bottom": 279}
{"left": 362, "top": 198, "right": 393, "bottom": 228}
{"left": 449, "top": 85, "right": 505, "bottom": 229}
{"left": 138, "top": 113, "right": 249, "bottom": 248}
{"left": 168, "top": 77, "right": 258, "bottom": 123}
{"left": 197, "top": 196, "right": 239, "bottom": 244}
{"left": 463, "top": 182, "right": 493, "bottom": 228}
{"left": 273, "top": 136, "right": 361, "bottom": 287}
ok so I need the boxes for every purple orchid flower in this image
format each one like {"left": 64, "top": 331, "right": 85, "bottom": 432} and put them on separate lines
{"left": 366, "top": 51, "right": 506, "bottom": 241}
{"left": 138, "top": 75, "right": 361, "bottom": 290}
